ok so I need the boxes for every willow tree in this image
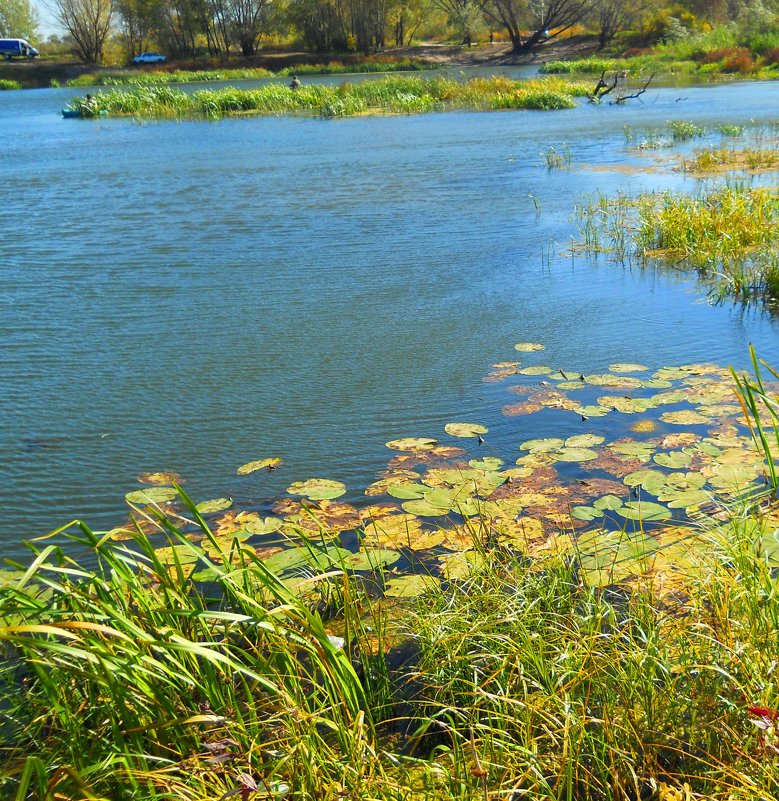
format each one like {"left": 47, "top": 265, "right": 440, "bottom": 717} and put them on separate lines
{"left": 0, "top": 0, "right": 39, "bottom": 38}
{"left": 53, "top": 0, "right": 114, "bottom": 62}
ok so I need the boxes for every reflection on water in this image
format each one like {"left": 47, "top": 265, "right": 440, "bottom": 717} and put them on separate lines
{"left": 1, "top": 78, "right": 778, "bottom": 555}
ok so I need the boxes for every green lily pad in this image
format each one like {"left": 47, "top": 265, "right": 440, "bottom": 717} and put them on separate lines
{"left": 615, "top": 501, "right": 672, "bottom": 522}
{"left": 665, "top": 472, "right": 706, "bottom": 491}
{"left": 518, "top": 365, "right": 552, "bottom": 376}
{"left": 650, "top": 390, "right": 688, "bottom": 406}
{"left": 237, "top": 457, "right": 283, "bottom": 475}
{"left": 520, "top": 437, "right": 564, "bottom": 453}
{"left": 550, "top": 447, "right": 599, "bottom": 463}
{"left": 196, "top": 497, "right": 233, "bottom": 514}
{"left": 385, "top": 437, "right": 438, "bottom": 452}
{"left": 401, "top": 499, "right": 450, "bottom": 517}
{"left": 663, "top": 489, "right": 711, "bottom": 509}
{"left": 286, "top": 478, "right": 347, "bottom": 501}
{"left": 387, "top": 483, "right": 430, "bottom": 500}
{"left": 609, "top": 363, "right": 649, "bottom": 373}
{"left": 572, "top": 505, "right": 604, "bottom": 521}
{"left": 643, "top": 379, "right": 673, "bottom": 389}
{"left": 469, "top": 457, "right": 504, "bottom": 471}
{"left": 243, "top": 516, "right": 284, "bottom": 535}
{"left": 264, "top": 546, "right": 351, "bottom": 575}
{"left": 598, "top": 396, "right": 655, "bottom": 414}
{"left": 576, "top": 530, "right": 659, "bottom": 586}
{"left": 514, "top": 342, "right": 545, "bottom": 352}
{"left": 611, "top": 442, "right": 656, "bottom": 460}
{"left": 126, "top": 486, "right": 178, "bottom": 505}
{"left": 345, "top": 549, "right": 401, "bottom": 571}
{"left": 384, "top": 574, "right": 440, "bottom": 598}
{"left": 593, "top": 494, "right": 625, "bottom": 511}
{"left": 653, "top": 451, "right": 692, "bottom": 469}
{"left": 575, "top": 405, "right": 611, "bottom": 418}
{"left": 565, "top": 434, "right": 605, "bottom": 448}
{"left": 624, "top": 469, "right": 669, "bottom": 494}
{"left": 585, "top": 374, "right": 643, "bottom": 388}
{"left": 444, "top": 422, "right": 488, "bottom": 438}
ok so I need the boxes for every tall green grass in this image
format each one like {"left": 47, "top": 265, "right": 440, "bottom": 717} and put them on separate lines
{"left": 0, "top": 79, "right": 21, "bottom": 90}
{"left": 3, "top": 480, "right": 779, "bottom": 799}
{"left": 578, "top": 185, "right": 779, "bottom": 305}
{"left": 69, "top": 75, "right": 587, "bottom": 119}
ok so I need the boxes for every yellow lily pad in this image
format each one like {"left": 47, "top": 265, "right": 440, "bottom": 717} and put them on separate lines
{"left": 444, "top": 422, "right": 488, "bottom": 438}
{"left": 237, "top": 457, "right": 283, "bottom": 475}
{"left": 286, "top": 478, "right": 347, "bottom": 501}
{"left": 514, "top": 342, "right": 545, "bottom": 352}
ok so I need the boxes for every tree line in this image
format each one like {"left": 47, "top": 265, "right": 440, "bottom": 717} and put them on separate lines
{"left": 2, "top": 0, "right": 778, "bottom": 64}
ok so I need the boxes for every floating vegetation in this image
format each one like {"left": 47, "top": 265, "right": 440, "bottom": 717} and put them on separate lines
{"left": 236, "top": 456, "right": 282, "bottom": 475}
{"left": 679, "top": 143, "right": 779, "bottom": 173}
{"left": 577, "top": 186, "right": 779, "bottom": 304}
{"left": 65, "top": 76, "right": 588, "bottom": 120}
{"left": 4, "top": 343, "right": 779, "bottom": 799}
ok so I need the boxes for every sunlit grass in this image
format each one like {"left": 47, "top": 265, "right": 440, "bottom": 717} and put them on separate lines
{"left": 577, "top": 185, "right": 779, "bottom": 305}
{"left": 67, "top": 75, "right": 588, "bottom": 119}
{"left": 0, "top": 79, "right": 21, "bottom": 90}
{"left": 3, "top": 479, "right": 779, "bottom": 799}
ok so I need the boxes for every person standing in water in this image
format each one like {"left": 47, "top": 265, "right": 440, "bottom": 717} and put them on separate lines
{"left": 290, "top": 75, "right": 301, "bottom": 90}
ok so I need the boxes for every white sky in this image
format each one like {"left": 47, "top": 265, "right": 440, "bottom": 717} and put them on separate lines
{"left": 32, "top": 0, "right": 65, "bottom": 38}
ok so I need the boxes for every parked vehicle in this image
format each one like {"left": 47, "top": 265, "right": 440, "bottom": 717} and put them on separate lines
{"left": 0, "top": 39, "right": 39, "bottom": 60}
{"left": 132, "top": 52, "right": 166, "bottom": 64}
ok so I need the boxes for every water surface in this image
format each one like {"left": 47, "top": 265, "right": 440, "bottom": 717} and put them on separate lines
{"left": 1, "top": 79, "right": 778, "bottom": 556}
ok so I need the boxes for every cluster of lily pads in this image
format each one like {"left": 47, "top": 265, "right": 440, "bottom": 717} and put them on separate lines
{"left": 117, "top": 341, "right": 775, "bottom": 596}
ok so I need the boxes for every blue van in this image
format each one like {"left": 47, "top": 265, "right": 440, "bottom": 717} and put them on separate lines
{"left": 0, "top": 39, "right": 39, "bottom": 60}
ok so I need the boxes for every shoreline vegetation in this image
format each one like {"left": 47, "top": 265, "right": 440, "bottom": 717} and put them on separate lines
{"left": 3, "top": 349, "right": 779, "bottom": 799}
{"left": 66, "top": 75, "right": 588, "bottom": 118}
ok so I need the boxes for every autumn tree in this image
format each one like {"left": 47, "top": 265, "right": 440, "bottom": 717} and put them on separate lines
{"left": 430, "top": 0, "right": 484, "bottom": 44}
{"left": 0, "top": 0, "right": 39, "bottom": 39}
{"left": 53, "top": 0, "right": 114, "bottom": 62}
{"left": 485, "top": 0, "right": 594, "bottom": 51}
{"left": 593, "top": 0, "right": 647, "bottom": 49}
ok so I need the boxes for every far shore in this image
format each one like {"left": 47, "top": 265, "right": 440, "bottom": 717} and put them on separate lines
{"left": 0, "top": 35, "right": 601, "bottom": 88}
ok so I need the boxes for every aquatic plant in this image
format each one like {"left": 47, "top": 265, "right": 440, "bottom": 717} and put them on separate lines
{"left": 543, "top": 143, "right": 572, "bottom": 168}
{"left": 578, "top": 185, "right": 779, "bottom": 305}
{"left": 0, "top": 79, "right": 21, "bottom": 90}
{"left": 70, "top": 76, "right": 588, "bottom": 120}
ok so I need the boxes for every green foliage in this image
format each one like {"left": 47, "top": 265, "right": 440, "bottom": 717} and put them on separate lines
{"left": 70, "top": 75, "right": 588, "bottom": 120}
{"left": 0, "top": 78, "right": 21, "bottom": 89}
{"left": 0, "top": 0, "right": 39, "bottom": 40}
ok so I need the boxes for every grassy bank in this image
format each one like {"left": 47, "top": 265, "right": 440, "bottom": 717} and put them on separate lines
{"left": 2, "top": 467, "right": 779, "bottom": 799}
{"left": 577, "top": 185, "right": 779, "bottom": 306}
{"left": 67, "top": 59, "right": 434, "bottom": 88}
{"left": 66, "top": 75, "right": 588, "bottom": 119}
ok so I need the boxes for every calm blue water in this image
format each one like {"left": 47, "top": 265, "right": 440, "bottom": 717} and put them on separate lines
{"left": 1, "top": 78, "right": 779, "bottom": 556}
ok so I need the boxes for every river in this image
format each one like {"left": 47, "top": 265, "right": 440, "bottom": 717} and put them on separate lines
{"left": 1, "top": 75, "right": 778, "bottom": 557}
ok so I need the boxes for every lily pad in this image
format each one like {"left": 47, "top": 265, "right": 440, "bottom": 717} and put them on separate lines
{"left": 653, "top": 451, "right": 692, "bottom": 469}
{"left": 520, "top": 437, "right": 564, "bottom": 453}
{"left": 518, "top": 365, "right": 552, "bottom": 376}
{"left": 126, "top": 486, "right": 178, "bottom": 505}
{"left": 565, "top": 434, "right": 605, "bottom": 448}
{"left": 575, "top": 405, "right": 611, "bottom": 418}
{"left": 660, "top": 410, "right": 711, "bottom": 425}
{"left": 615, "top": 501, "right": 672, "bottom": 522}
{"left": 444, "top": 422, "right": 488, "bottom": 438}
{"left": 550, "top": 447, "right": 599, "bottom": 463}
{"left": 469, "top": 457, "right": 504, "bottom": 471}
{"left": 609, "top": 363, "right": 649, "bottom": 373}
{"left": 153, "top": 544, "right": 200, "bottom": 565}
{"left": 286, "top": 478, "right": 347, "bottom": 501}
{"left": 598, "top": 396, "right": 655, "bottom": 414}
{"left": 514, "top": 342, "right": 545, "bottom": 352}
{"left": 401, "top": 499, "right": 451, "bottom": 517}
{"left": 345, "top": 549, "right": 402, "bottom": 571}
{"left": 385, "top": 437, "right": 438, "bottom": 452}
{"left": 243, "top": 516, "right": 284, "bottom": 536}
{"left": 572, "top": 505, "right": 604, "bottom": 521}
{"left": 384, "top": 574, "right": 440, "bottom": 598}
{"left": 593, "top": 494, "right": 625, "bottom": 511}
{"left": 387, "top": 483, "right": 430, "bottom": 500}
{"left": 623, "top": 469, "right": 668, "bottom": 494}
{"left": 237, "top": 457, "right": 282, "bottom": 476}
{"left": 138, "top": 471, "right": 183, "bottom": 485}
{"left": 196, "top": 497, "right": 233, "bottom": 514}
{"left": 439, "top": 550, "right": 487, "bottom": 580}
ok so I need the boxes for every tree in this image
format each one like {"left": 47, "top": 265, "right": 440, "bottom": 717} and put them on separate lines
{"left": 218, "top": 0, "right": 272, "bottom": 55}
{"left": 593, "top": 0, "right": 647, "bottom": 49}
{"left": 430, "top": 0, "right": 484, "bottom": 44}
{"left": 53, "top": 0, "right": 114, "bottom": 62}
{"left": 0, "top": 0, "right": 39, "bottom": 39}
{"left": 485, "top": 0, "right": 594, "bottom": 51}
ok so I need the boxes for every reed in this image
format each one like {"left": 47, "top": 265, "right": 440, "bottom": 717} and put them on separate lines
{"left": 3, "top": 478, "right": 779, "bottom": 799}
{"left": 69, "top": 76, "right": 588, "bottom": 120}
{"left": 578, "top": 185, "right": 779, "bottom": 305}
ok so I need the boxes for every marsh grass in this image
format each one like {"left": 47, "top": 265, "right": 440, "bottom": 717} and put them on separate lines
{"left": 0, "top": 79, "right": 21, "bottom": 90}
{"left": 67, "top": 60, "right": 432, "bottom": 88}
{"left": 3, "top": 483, "right": 779, "bottom": 799}
{"left": 70, "top": 76, "right": 587, "bottom": 119}
{"left": 578, "top": 186, "right": 779, "bottom": 305}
